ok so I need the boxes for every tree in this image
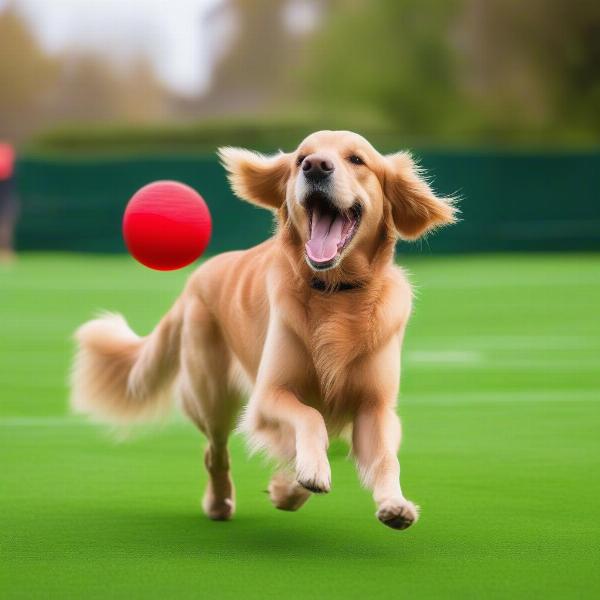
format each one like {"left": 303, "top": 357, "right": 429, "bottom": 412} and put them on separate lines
{"left": 457, "top": 0, "right": 600, "bottom": 143}
{"left": 298, "top": 0, "right": 465, "bottom": 139}
{"left": 197, "top": 0, "right": 320, "bottom": 116}
{"left": 0, "top": 2, "right": 58, "bottom": 141}
{"left": 297, "top": 0, "right": 600, "bottom": 144}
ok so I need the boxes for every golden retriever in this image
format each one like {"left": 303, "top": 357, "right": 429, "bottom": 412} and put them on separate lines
{"left": 71, "top": 130, "right": 456, "bottom": 529}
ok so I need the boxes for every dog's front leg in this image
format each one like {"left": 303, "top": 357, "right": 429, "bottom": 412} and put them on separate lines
{"left": 245, "top": 316, "right": 331, "bottom": 493}
{"left": 247, "top": 385, "right": 331, "bottom": 493}
{"left": 353, "top": 405, "right": 419, "bottom": 529}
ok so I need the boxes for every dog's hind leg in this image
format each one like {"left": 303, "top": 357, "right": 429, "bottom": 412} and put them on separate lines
{"left": 179, "top": 297, "right": 241, "bottom": 521}
{"left": 247, "top": 421, "right": 310, "bottom": 511}
{"left": 268, "top": 469, "right": 311, "bottom": 511}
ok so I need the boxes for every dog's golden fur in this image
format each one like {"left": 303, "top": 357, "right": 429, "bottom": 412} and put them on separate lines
{"left": 71, "top": 130, "right": 456, "bottom": 528}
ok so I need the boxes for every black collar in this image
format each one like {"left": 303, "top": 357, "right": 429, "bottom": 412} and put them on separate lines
{"left": 309, "top": 278, "right": 363, "bottom": 293}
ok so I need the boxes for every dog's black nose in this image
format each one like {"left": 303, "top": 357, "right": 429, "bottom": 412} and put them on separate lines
{"left": 302, "top": 155, "right": 335, "bottom": 182}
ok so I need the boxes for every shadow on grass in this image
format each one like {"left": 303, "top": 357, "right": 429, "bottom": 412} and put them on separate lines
{"left": 8, "top": 504, "right": 421, "bottom": 563}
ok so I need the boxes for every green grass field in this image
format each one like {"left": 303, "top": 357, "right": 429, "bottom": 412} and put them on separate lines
{"left": 1, "top": 253, "right": 599, "bottom": 599}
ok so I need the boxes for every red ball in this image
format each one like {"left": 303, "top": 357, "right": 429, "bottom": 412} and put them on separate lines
{"left": 123, "top": 181, "right": 212, "bottom": 271}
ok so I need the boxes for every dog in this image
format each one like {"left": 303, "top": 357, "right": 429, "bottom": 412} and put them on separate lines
{"left": 71, "top": 130, "right": 456, "bottom": 529}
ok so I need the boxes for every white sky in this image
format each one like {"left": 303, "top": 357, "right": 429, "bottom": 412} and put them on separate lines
{"left": 4, "top": 0, "right": 226, "bottom": 95}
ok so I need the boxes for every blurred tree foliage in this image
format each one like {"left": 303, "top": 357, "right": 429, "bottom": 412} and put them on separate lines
{"left": 455, "top": 0, "right": 600, "bottom": 143}
{"left": 0, "top": 2, "right": 169, "bottom": 143}
{"left": 186, "top": 0, "right": 600, "bottom": 146}
{"left": 6, "top": 0, "right": 600, "bottom": 149}
{"left": 296, "top": 0, "right": 600, "bottom": 144}
{"left": 198, "top": 0, "right": 304, "bottom": 114}
{"left": 0, "top": 4, "right": 58, "bottom": 141}
{"left": 54, "top": 54, "right": 168, "bottom": 124}
{"left": 295, "top": 0, "right": 463, "bottom": 138}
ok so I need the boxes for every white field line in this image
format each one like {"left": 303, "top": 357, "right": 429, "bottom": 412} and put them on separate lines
{"left": 0, "top": 416, "right": 91, "bottom": 426}
{"left": 0, "top": 281, "right": 180, "bottom": 293}
{"left": 412, "top": 274, "right": 600, "bottom": 289}
{"left": 3, "top": 333, "right": 598, "bottom": 353}
{"left": 407, "top": 335, "right": 600, "bottom": 351}
{"left": 1, "top": 389, "right": 598, "bottom": 427}
{"left": 401, "top": 389, "right": 600, "bottom": 405}
{"left": 406, "top": 350, "right": 483, "bottom": 364}
{"left": 0, "top": 416, "right": 189, "bottom": 427}
{"left": 404, "top": 349, "right": 600, "bottom": 370}
{"left": 4, "top": 271, "right": 599, "bottom": 292}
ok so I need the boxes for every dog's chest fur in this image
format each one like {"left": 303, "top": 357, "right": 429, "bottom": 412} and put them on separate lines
{"left": 279, "top": 276, "right": 411, "bottom": 417}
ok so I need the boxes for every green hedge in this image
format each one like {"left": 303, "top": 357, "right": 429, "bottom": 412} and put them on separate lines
{"left": 26, "top": 117, "right": 405, "bottom": 157}
{"left": 15, "top": 150, "right": 600, "bottom": 255}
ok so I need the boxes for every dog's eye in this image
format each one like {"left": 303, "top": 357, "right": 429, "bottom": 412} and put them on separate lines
{"left": 296, "top": 154, "right": 306, "bottom": 167}
{"left": 348, "top": 155, "right": 364, "bottom": 166}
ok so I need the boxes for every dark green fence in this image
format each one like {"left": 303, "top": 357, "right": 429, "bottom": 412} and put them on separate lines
{"left": 15, "top": 151, "right": 600, "bottom": 254}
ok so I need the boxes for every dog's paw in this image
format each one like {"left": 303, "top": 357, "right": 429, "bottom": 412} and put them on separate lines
{"left": 376, "top": 498, "right": 419, "bottom": 530}
{"left": 202, "top": 492, "right": 235, "bottom": 521}
{"left": 268, "top": 472, "right": 312, "bottom": 511}
{"left": 297, "top": 477, "right": 330, "bottom": 494}
{"left": 296, "top": 456, "right": 331, "bottom": 494}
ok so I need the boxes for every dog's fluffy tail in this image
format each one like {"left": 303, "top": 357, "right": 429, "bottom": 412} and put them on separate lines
{"left": 70, "top": 302, "right": 183, "bottom": 424}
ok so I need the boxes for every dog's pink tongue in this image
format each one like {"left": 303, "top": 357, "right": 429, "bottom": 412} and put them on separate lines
{"left": 306, "top": 208, "right": 345, "bottom": 263}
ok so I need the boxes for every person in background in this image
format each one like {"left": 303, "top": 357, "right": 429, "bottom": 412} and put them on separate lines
{"left": 0, "top": 142, "right": 18, "bottom": 263}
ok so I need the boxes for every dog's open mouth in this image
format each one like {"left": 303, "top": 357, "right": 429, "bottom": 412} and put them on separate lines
{"left": 304, "top": 193, "right": 362, "bottom": 270}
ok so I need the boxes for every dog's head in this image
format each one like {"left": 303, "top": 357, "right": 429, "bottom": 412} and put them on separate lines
{"left": 219, "top": 130, "right": 456, "bottom": 273}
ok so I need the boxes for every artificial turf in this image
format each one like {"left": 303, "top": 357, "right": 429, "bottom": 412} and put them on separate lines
{"left": 1, "top": 253, "right": 599, "bottom": 599}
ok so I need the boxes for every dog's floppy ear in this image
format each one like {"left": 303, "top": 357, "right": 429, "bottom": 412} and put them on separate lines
{"left": 218, "top": 147, "right": 291, "bottom": 210}
{"left": 384, "top": 151, "right": 457, "bottom": 240}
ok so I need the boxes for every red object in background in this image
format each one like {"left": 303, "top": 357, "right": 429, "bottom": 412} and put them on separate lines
{"left": 0, "top": 143, "right": 15, "bottom": 180}
{"left": 122, "top": 181, "right": 212, "bottom": 271}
